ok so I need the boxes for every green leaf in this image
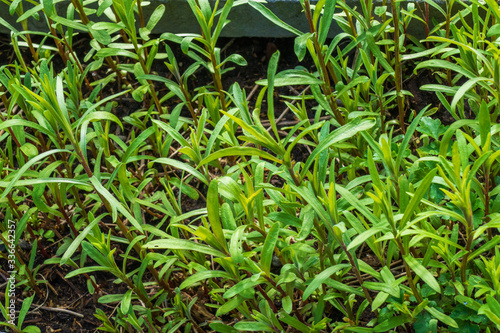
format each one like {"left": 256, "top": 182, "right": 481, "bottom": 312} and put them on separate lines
{"left": 278, "top": 311, "right": 313, "bottom": 332}
{"left": 0, "top": 16, "right": 19, "bottom": 35}
{"left": 146, "top": 4, "right": 165, "bottom": 32}
{"left": 439, "top": 119, "right": 476, "bottom": 156}
{"left": 198, "top": 147, "right": 282, "bottom": 166}
{"left": 290, "top": 184, "right": 330, "bottom": 226}
{"left": 216, "top": 295, "right": 247, "bottom": 317}
{"left": 0, "top": 178, "right": 91, "bottom": 190}
{"left": 248, "top": 1, "right": 302, "bottom": 36}
{"left": 450, "top": 78, "right": 491, "bottom": 115}
{"left": 207, "top": 180, "right": 228, "bottom": 252}
{"left": 96, "top": 48, "right": 139, "bottom": 60}
{"left": 213, "top": 0, "right": 234, "bottom": 42}
{"left": 90, "top": 176, "right": 143, "bottom": 232}
{"left": 303, "top": 264, "right": 351, "bottom": 300}
{"left": 144, "top": 238, "right": 226, "bottom": 257}
{"left": 122, "top": 127, "right": 155, "bottom": 164}
{"left": 61, "top": 214, "right": 106, "bottom": 265}
{"left": 396, "top": 107, "right": 428, "bottom": 172}
{"left": 221, "top": 203, "right": 238, "bottom": 230}
{"left": 367, "top": 148, "right": 382, "bottom": 190}
{"left": 401, "top": 229, "right": 465, "bottom": 251}
{"left": 336, "top": 76, "right": 370, "bottom": 98}
{"left": 88, "top": 23, "right": 112, "bottom": 45}
{"left": 282, "top": 296, "right": 292, "bottom": 314}
{"left": 478, "top": 100, "right": 491, "bottom": 147}
{"left": 267, "top": 50, "right": 280, "bottom": 140}
{"left": 17, "top": 294, "right": 34, "bottom": 327}
{"left": 65, "top": 266, "right": 111, "bottom": 279}
{"left": 9, "top": 0, "right": 22, "bottom": 15}
{"left": 301, "top": 118, "right": 376, "bottom": 178}
{"left": 234, "top": 321, "right": 274, "bottom": 332}
{"left": 455, "top": 295, "right": 482, "bottom": 312}
{"left": 416, "top": 60, "right": 476, "bottom": 80}
{"left": 365, "top": 32, "right": 394, "bottom": 74}
{"left": 374, "top": 316, "right": 412, "bottom": 332}
{"left": 318, "top": 0, "right": 337, "bottom": 45}
{"left": 42, "top": 0, "right": 55, "bottom": 17}
{"left": 92, "top": 22, "right": 124, "bottom": 30}
{"left": 487, "top": 23, "right": 500, "bottom": 37}
{"left": 120, "top": 290, "right": 132, "bottom": 314}
{"left": 81, "top": 111, "right": 123, "bottom": 131}
{"left": 426, "top": 306, "right": 459, "bottom": 328}
{"left": 16, "top": 3, "right": 42, "bottom": 22}
{"left": 223, "top": 276, "right": 267, "bottom": 299}
{"left": 416, "top": 117, "right": 448, "bottom": 140}
{"left": 210, "top": 322, "right": 240, "bottom": 333}
{"left": 82, "top": 241, "right": 110, "bottom": 268}
{"left": 1, "top": 149, "right": 70, "bottom": 198}
{"left": 261, "top": 222, "right": 280, "bottom": 276}
{"left": 180, "top": 270, "right": 232, "bottom": 290}
{"left": 256, "top": 70, "right": 324, "bottom": 87}
{"left": 364, "top": 281, "right": 400, "bottom": 298}
{"left": 150, "top": 158, "right": 208, "bottom": 185}
{"left": 220, "top": 53, "right": 247, "bottom": 67}
{"left": 219, "top": 109, "right": 282, "bottom": 155}
{"left": 485, "top": 296, "right": 500, "bottom": 316}
{"left": 336, "top": 185, "right": 380, "bottom": 226}
{"left": 347, "top": 225, "right": 388, "bottom": 251}
{"left": 294, "top": 33, "right": 313, "bottom": 62}
{"left": 297, "top": 206, "right": 315, "bottom": 241}
{"left": 20, "top": 142, "right": 38, "bottom": 158}
{"left": 403, "top": 254, "right": 440, "bottom": 293}
{"left": 50, "top": 15, "right": 89, "bottom": 31}
{"left": 230, "top": 225, "right": 246, "bottom": 264}
{"left": 400, "top": 168, "right": 437, "bottom": 229}
{"left": 152, "top": 119, "right": 190, "bottom": 146}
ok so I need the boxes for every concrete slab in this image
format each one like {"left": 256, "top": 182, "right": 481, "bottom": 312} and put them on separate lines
{"left": 0, "top": 0, "right": 451, "bottom": 38}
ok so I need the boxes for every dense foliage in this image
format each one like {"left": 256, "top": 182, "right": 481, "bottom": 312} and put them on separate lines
{"left": 1, "top": 0, "right": 500, "bottom": 332}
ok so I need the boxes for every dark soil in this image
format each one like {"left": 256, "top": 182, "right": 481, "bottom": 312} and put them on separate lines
{"left": 0, "top": 33, "right": 450, "bottom": 332}
{"left": 406, "top": 68, "right": 456, "bottom": 125}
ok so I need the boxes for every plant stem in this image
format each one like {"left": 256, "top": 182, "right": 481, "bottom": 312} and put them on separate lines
{"left": 16, "top": 1, "right": 39, "bottom": 63}
{"left": 340, "top": 242, "right": 374, "bottom": 305}
{"left": 303, "top": 0, "right": 345, "bottom": 126}
{"left": 75, "top": 148, "right": 174, "bottom": 297}
{"left": 461, "top": 207, "right": 474, "bottom": 296}
{"left": 130, "top": 36, "right": 164, "bottom": 114}
{"left": 445, "top": 2, "right": 452, "bottom": 87}
{"left": 395, "top": 237, "right": 423, "bottom": 303}
{"left": 70, "top": 0, "right": 130, "bottom": 87}
{"left": 391, "top": 0, "right": 406, "bottom": 133}
{"left": 484, "top": 170, "right": 493, "bottom": 241}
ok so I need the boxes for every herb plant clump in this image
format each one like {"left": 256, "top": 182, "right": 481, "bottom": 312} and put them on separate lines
{"left": 0, "top": 0, "right": 500, "bottom": 332}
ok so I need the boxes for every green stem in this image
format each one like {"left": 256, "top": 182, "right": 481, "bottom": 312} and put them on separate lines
{"left": 391, "top": 0, "right": 406, "bottom": 133}
{"left": 75, "top": 147, "right": 174, "bottom": 297}
{"left": 461, "top": 209, "right": 474, "bottom": 296}
{"left": 484, "top": 170, "right": 493, "bottom": 242}
{"left": 395, "top": 237, "right": 423, "bottom": 303}
{"left": 303, "top": 0, "right": 345, "bottom": 126}
{"left": 130, "top": 38, "right": 164, "bottom": 114}
{"left": 16, "top": 1, "right": 39, "bottom": 63}
{"left": 286, "top": 163, "right": 301, "bottom": 187}
{"left": 340, "top": 242, "right": 374, "bottom": 305}
{"left": 70, "top": 0, "right": 130, "bottom": 86}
